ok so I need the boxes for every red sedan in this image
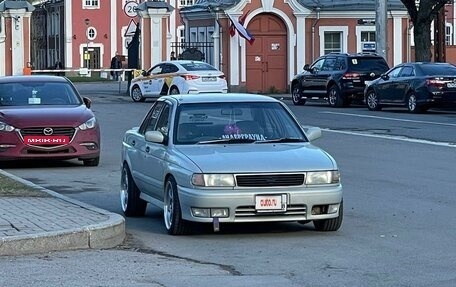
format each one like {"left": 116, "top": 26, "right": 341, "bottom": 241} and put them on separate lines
{"left": 0, "top": 76, "right": 100, "bottom": 166}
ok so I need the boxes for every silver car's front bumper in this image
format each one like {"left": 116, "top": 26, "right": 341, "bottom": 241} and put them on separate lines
{"left": 177, "top": 185, "right": 343, "bottom": 223}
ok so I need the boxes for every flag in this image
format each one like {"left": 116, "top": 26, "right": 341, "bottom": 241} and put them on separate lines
{"left": 227, "top": 12, "right": 255, "bottom": 45}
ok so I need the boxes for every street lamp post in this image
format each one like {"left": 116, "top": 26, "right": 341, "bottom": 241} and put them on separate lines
{"left": 85, "top": 18, "right": 90, "bottom": 69}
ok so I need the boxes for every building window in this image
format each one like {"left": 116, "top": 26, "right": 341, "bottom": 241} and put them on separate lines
{"left": 179, "top": 0, "right": 195, "bottom": 8}
{"left": 319, "top": 26, "right": 348, "bottom": 57}
{"left": 83, "top": 0, "right": 100, "bottom": 9}
{"left": 324, "top": 32, "right": 342, "bottom": 54}
{"left": 361, "top": 31, "right": 375, "bottom": 42}
{"left": 86, "top": 27, "right": 97, "bottom": 41}
{"left": 446, "top": 23, "right": 453, "bottom": 45}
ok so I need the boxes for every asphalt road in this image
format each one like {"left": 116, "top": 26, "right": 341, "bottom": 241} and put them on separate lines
{"left": 1, "top": 88, "right": 455, "bottom": 287}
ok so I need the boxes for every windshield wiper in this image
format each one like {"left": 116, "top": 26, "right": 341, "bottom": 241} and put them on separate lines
{"left": 255, "top": 138, "right": 307, "bottom": 144}
{"left": 197, "top": 138, "right": 257, "bottom": 144}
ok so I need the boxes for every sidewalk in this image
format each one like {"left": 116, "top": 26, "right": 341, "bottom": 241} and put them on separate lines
{"left": 0, "top": 170, "right": 125, "bottom": 256}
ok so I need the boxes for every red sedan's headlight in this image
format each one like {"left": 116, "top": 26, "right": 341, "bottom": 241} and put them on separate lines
{"left": 0, "top": 122, "right": 15, "bottom": 132}
{"left": 78, "top": 117, "right": 97, "bottom": 130}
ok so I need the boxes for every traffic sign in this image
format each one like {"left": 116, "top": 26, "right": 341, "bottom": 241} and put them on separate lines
{"left": 124, "top": 1, "right": 138, "bottom": 18}
{"left": 124, "top": 19, "right": 137, "bottom": 37}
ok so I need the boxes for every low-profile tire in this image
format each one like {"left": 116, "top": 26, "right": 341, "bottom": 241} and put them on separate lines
{"left": 291, "top": 84, "right": 306, "bottom": 106}
{"left": 328, "top": 85, "right": 345, "bottom": 107}
{"left": 407, "top": 92, "right": 423, "bottom": 113}
{"left": 120, "top": 164, "right": 147, "bottom": 217}
{"left": 170, "top": 87, "right": 180, "bottom": 95}
{"left": 366, "top": 89, "right": 382, "bottom": 111}
{"left": 313, "top": 201, "right": 343, "bottom": 232}
{"left": 163, "top": 177, "right": 191, "bottom": 235}
{"left": 131, "top": 85, "right": 146, "bottom": 102}
{"left": 83, "top": 157, "right": 99, "bottom": 167}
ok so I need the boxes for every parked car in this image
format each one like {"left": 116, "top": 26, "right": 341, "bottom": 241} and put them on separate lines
{"left": 120, "top": 93, "right": 343, "bottom": 235}
{"left": 129, "top": 60, "right": 228, "bottom": 102}
{"left": 0, "top": 75, "right": 100, "bottom": 166}
{"left": 364, "top": 62, "right": 456, "bottom": 113}
{"left": 290, "top": 52, "right": 389, "bottom": 107}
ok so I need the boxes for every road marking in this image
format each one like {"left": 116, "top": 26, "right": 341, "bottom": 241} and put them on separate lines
{"left": 321, "top": 111, "right": 456, "bottom": 127}
{"left": 322, "top": 128, "right": 456, "bottom": 148}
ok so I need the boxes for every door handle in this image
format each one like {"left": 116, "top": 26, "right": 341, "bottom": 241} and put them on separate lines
{"left": 145, "top": 146, "right": 150, "bottom": 153}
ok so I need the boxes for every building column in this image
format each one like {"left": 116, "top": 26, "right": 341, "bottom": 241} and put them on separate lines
{"left": 0, "top": 16, "right": 6, "bottom": 76}
{"left": 392, "top": 12, "right": 403, "bottom": 65}
{"left": 0, "top": 6, "right": 33, "bottom": 76}
{"left": 136, "top": 2, "right": 174, "bottom": 69}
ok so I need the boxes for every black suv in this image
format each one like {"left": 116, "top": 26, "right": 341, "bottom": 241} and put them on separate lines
{"left": 290, "top": 53, "right": 389, "bottom": 107}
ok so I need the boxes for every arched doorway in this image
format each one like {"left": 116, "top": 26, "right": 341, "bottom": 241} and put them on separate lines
{"left": 246, "top": 13, "right": 287, "bottom": 93}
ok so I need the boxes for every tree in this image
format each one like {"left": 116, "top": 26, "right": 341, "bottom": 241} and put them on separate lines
{"left": 401, "top": 0, "right": 449, "bottom": 61}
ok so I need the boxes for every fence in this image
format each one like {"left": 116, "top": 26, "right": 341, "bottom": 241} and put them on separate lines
{"left": 31, "top": 68, "right": 138, "bottom": 93}
{"left": 170, "top": 42, "right": 214, "bottom": 65}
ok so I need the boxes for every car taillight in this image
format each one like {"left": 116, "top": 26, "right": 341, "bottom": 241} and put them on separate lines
{"left": 181, "top": 74, "right": 200, "bottom": 80}
{"left": 218, "top": 75, "right": 226, "bottom": 79}
{"left": 342, "top": 73, "right": 360, "bottom": 79}
{"left": 426, "top": 78, "right": 446, "bottom": 87}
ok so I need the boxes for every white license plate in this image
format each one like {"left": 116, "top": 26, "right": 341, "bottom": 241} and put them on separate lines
{"left": 447, "top": 82, "right": 456, "bottom": 88}
{"left": 255, "top": 194, "right": 287, "bottom": 212}
{"left": 202, "top": 77, "right": 216, "bottom": 82}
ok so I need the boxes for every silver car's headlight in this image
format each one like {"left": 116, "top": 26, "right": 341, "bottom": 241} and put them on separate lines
{"left": 0, "top": 122, "right": 15, "bottom": 132}
{"left": 192, "top": 174, "right": 235, "bottom": 187}
{"left": 78, "top": 117, "right": 97, "bottom": 130}
{"left": 306, "top": 170, "right": 340, "bottom": 185}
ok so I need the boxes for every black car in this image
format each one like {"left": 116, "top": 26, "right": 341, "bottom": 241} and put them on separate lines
{"left": 290, "top": 53, "right": 389, "bottom": 107}
{"left": 364, "top": 62, "right": 456, "bottom": 113}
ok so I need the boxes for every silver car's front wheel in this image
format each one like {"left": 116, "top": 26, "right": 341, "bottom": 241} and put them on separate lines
{"left": 163, "top": 177, "right": 190, "bottom": 235}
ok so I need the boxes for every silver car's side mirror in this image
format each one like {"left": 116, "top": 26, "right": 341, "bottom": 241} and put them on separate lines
{"left": 304, "top": 127, "right": 322, "bottom": 141}
{"left": 145, "top": 131, "right": 164, "bottom": 143}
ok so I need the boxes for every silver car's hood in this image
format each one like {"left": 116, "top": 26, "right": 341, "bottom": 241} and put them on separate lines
{"left": 175, "top": 143, "right": 336, "bottom": 173}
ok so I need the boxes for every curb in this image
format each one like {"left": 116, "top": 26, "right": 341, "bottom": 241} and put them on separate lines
{"left": 0, "top": 170, "right": 125, "bottom": 256}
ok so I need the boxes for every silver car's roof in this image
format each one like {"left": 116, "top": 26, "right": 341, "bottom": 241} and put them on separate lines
{"left": 163, "top": 93, "right": 280, "bottom": 104}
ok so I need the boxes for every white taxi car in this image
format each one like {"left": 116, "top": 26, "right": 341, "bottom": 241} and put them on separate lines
{"left": 129, "top": 60, "right": 228, "bottom": 102}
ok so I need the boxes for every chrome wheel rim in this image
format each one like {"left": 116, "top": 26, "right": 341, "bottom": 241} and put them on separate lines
{"left": 329, "top": 89, "right": 337, "bottom": 105}
{"left": 164, "top": 181, "right": 174, "bottom": 230}
{"left": 120, "top": 167, "right": 129, "bottom": 212}
{"left": 132, "top": 87, "right": 142, "bottom": 101}
{"left": 367, "top": 91, "right": 378, "bottom": 109}
{"left": 292, "top": 87, "right": 300, "bottom": 103}
{"left": 408, "top": 94, "right": 417, "bottom": 111}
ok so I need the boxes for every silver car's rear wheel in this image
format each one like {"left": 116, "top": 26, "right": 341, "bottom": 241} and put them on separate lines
{"left": 120, "top": 164, "right": 147, "bottom": 217}
{"left": 131, "top": 85, "right": 145, "bottom": 102}
{"left": 164, "top": 177, "right": 190, "bottom": 235}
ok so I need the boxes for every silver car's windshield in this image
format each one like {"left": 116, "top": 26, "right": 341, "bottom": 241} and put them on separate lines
{"left": 174, "top": 102, "right": 307, "bottom": 145}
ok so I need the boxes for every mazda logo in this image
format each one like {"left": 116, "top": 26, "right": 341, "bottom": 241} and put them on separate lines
{"left": 43, "top": 128, "right": 53, "bottom": 136}
{"left": 370, "top": 72, "right": 376, "bottom": 77}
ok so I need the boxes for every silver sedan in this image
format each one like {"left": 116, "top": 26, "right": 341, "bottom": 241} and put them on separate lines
{"left": 120, "top": 93, "right": 343, "bottom": 235}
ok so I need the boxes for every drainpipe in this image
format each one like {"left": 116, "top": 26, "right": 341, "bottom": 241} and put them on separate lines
{"left": 311, "top": 7, "right": 321, "bottom": 62}
{"left": 407, "top": 20, "right": 413, "bottom": 62}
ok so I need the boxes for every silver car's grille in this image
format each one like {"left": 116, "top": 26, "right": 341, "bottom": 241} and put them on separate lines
{"left": 235, "top": 204, "right": 307, "bottom": 218}
{"left": 236, "top": 174, "right": 305, "bottom": 187}
{"left": 20, "top": 127, "right": 75, "bottom": 137}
